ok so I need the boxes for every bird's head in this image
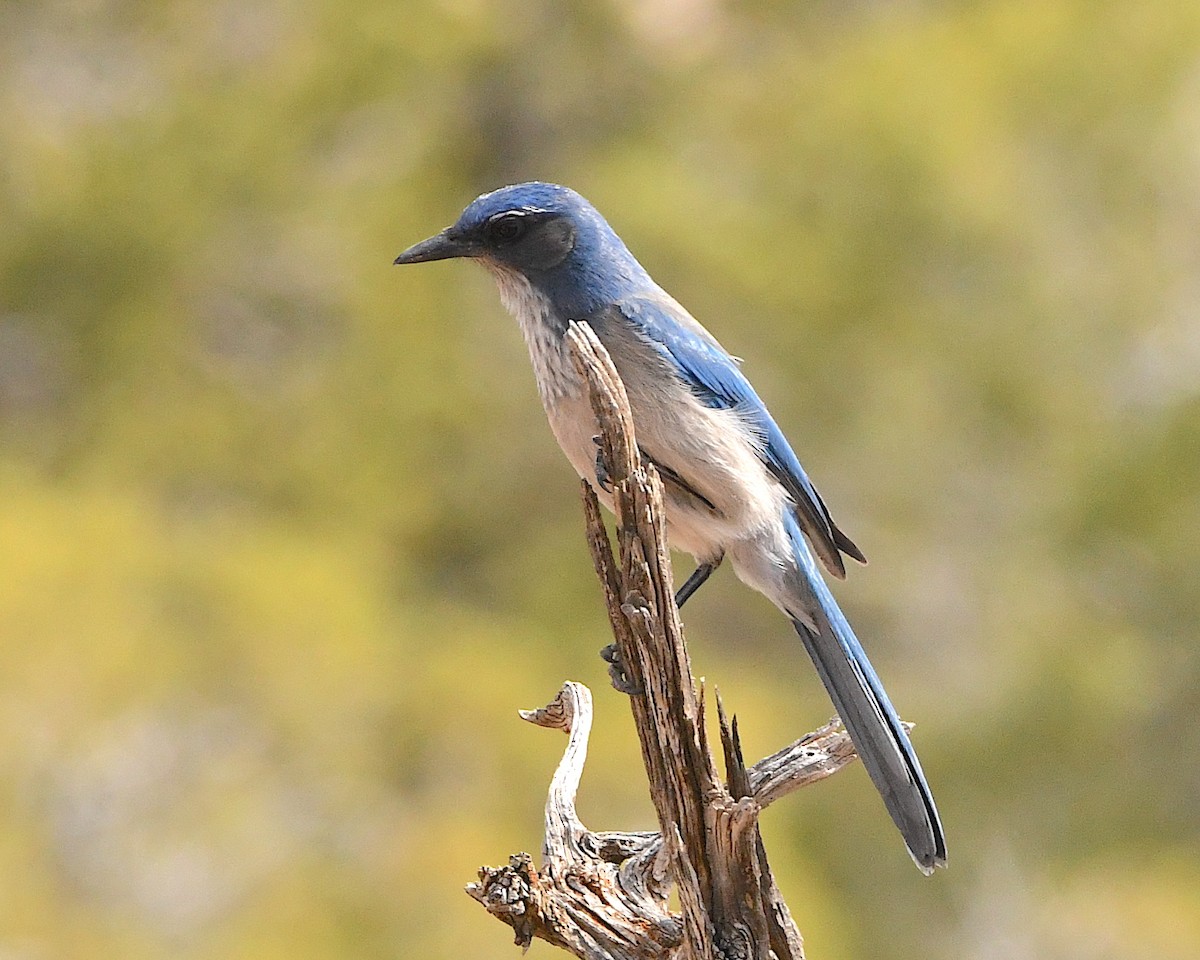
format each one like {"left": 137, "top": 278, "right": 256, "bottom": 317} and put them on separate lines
{"left": 395, "top": 182, "right": 649, "bottom": 312}
{"left": 394, "top": 182, "right": 590, "bottom": 272}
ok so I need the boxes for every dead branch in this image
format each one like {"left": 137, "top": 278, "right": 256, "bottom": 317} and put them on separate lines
{"left": 467, "top": 322, "right": 863, "bottom": 960}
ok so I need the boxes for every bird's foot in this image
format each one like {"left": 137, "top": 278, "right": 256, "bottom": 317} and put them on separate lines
{"left": 600, "top": 643, "right": 642, "bottom": 696}
{"left": 592, "top": 436, "right": 613, "bottom": 493}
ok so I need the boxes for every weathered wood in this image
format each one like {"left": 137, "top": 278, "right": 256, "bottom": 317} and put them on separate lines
{"left": 467, "top": 322, "right": 865, "bottom": 959}
{"left": 467, "top": 682, "right": 680, "bottom": 959}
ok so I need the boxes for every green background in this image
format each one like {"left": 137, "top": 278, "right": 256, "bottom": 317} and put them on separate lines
{"left": 2, "top": 1, "right": 1198, "bottom": 957}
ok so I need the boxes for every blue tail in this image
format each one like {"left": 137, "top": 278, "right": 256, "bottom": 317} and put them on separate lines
{"left": 782, "top": 511, "right": 947, "bottom": 873}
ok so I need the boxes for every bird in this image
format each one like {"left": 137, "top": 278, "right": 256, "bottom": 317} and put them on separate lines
{"left": 394, "top": 181, "right": 946, "bottom": 873}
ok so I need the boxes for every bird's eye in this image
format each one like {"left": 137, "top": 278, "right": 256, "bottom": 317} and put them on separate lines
{"left": 487, "top": 213, "right": 527, "bottom": 245}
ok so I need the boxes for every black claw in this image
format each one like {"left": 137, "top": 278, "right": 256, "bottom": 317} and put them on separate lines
{"left": 599, "top": 643, "right": 642, "bottom": 696}
{"left": 592, "top": 436, "right": 613, "bottom": 493}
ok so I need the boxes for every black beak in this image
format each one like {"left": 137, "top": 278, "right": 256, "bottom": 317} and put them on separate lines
{"left": 393, "top": 229, "right": 472, "bottom": 265}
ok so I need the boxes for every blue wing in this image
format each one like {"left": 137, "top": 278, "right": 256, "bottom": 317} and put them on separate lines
{"left": 613, "top": 293, "right": 865, "bottom": 578}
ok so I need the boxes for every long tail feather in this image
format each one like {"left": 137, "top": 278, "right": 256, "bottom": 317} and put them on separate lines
{"left": 782, "top": 512, "right": 947, "bottom": 873}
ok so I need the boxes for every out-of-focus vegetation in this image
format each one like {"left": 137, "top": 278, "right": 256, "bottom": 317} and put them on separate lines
{"left": 1, "top": 1, "right": 1198, "bottom": 957}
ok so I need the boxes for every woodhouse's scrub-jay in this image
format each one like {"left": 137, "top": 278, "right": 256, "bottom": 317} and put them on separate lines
{"left": 395, "top": 182, "right": 946, "bottom": 874}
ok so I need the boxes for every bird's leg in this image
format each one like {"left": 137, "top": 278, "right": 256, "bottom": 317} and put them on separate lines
{"left": 675, "top": 553, "right": 724, "bottom": 609}
{"left": 600, "top": 643, "right": 643, "bottom": 696}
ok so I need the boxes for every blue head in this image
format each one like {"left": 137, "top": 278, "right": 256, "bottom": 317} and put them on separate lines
{"left": 394, "top": 182, "right": 652, "bottom": 316}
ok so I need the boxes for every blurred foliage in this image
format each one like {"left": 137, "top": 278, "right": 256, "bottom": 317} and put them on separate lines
{"left": 1, "top": 0, "right": 1199, "bottom": 957}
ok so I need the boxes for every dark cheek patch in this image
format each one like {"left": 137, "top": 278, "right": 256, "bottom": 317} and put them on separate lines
{"left": 524, "top": 219, "right": 576, "bottom": 270}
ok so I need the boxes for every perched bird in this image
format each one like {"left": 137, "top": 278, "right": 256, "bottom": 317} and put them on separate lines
{"left": 394, "top": 182, "right": 946, "bottom": 873}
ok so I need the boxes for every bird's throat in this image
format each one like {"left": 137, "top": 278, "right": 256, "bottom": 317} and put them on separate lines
{"left": 482, "top": 262, "right": 579, "bottom": 405}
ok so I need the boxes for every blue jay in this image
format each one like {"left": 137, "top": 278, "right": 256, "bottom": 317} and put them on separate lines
{"left": 395, "top": 182, "right": 946, "bottom": 873}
